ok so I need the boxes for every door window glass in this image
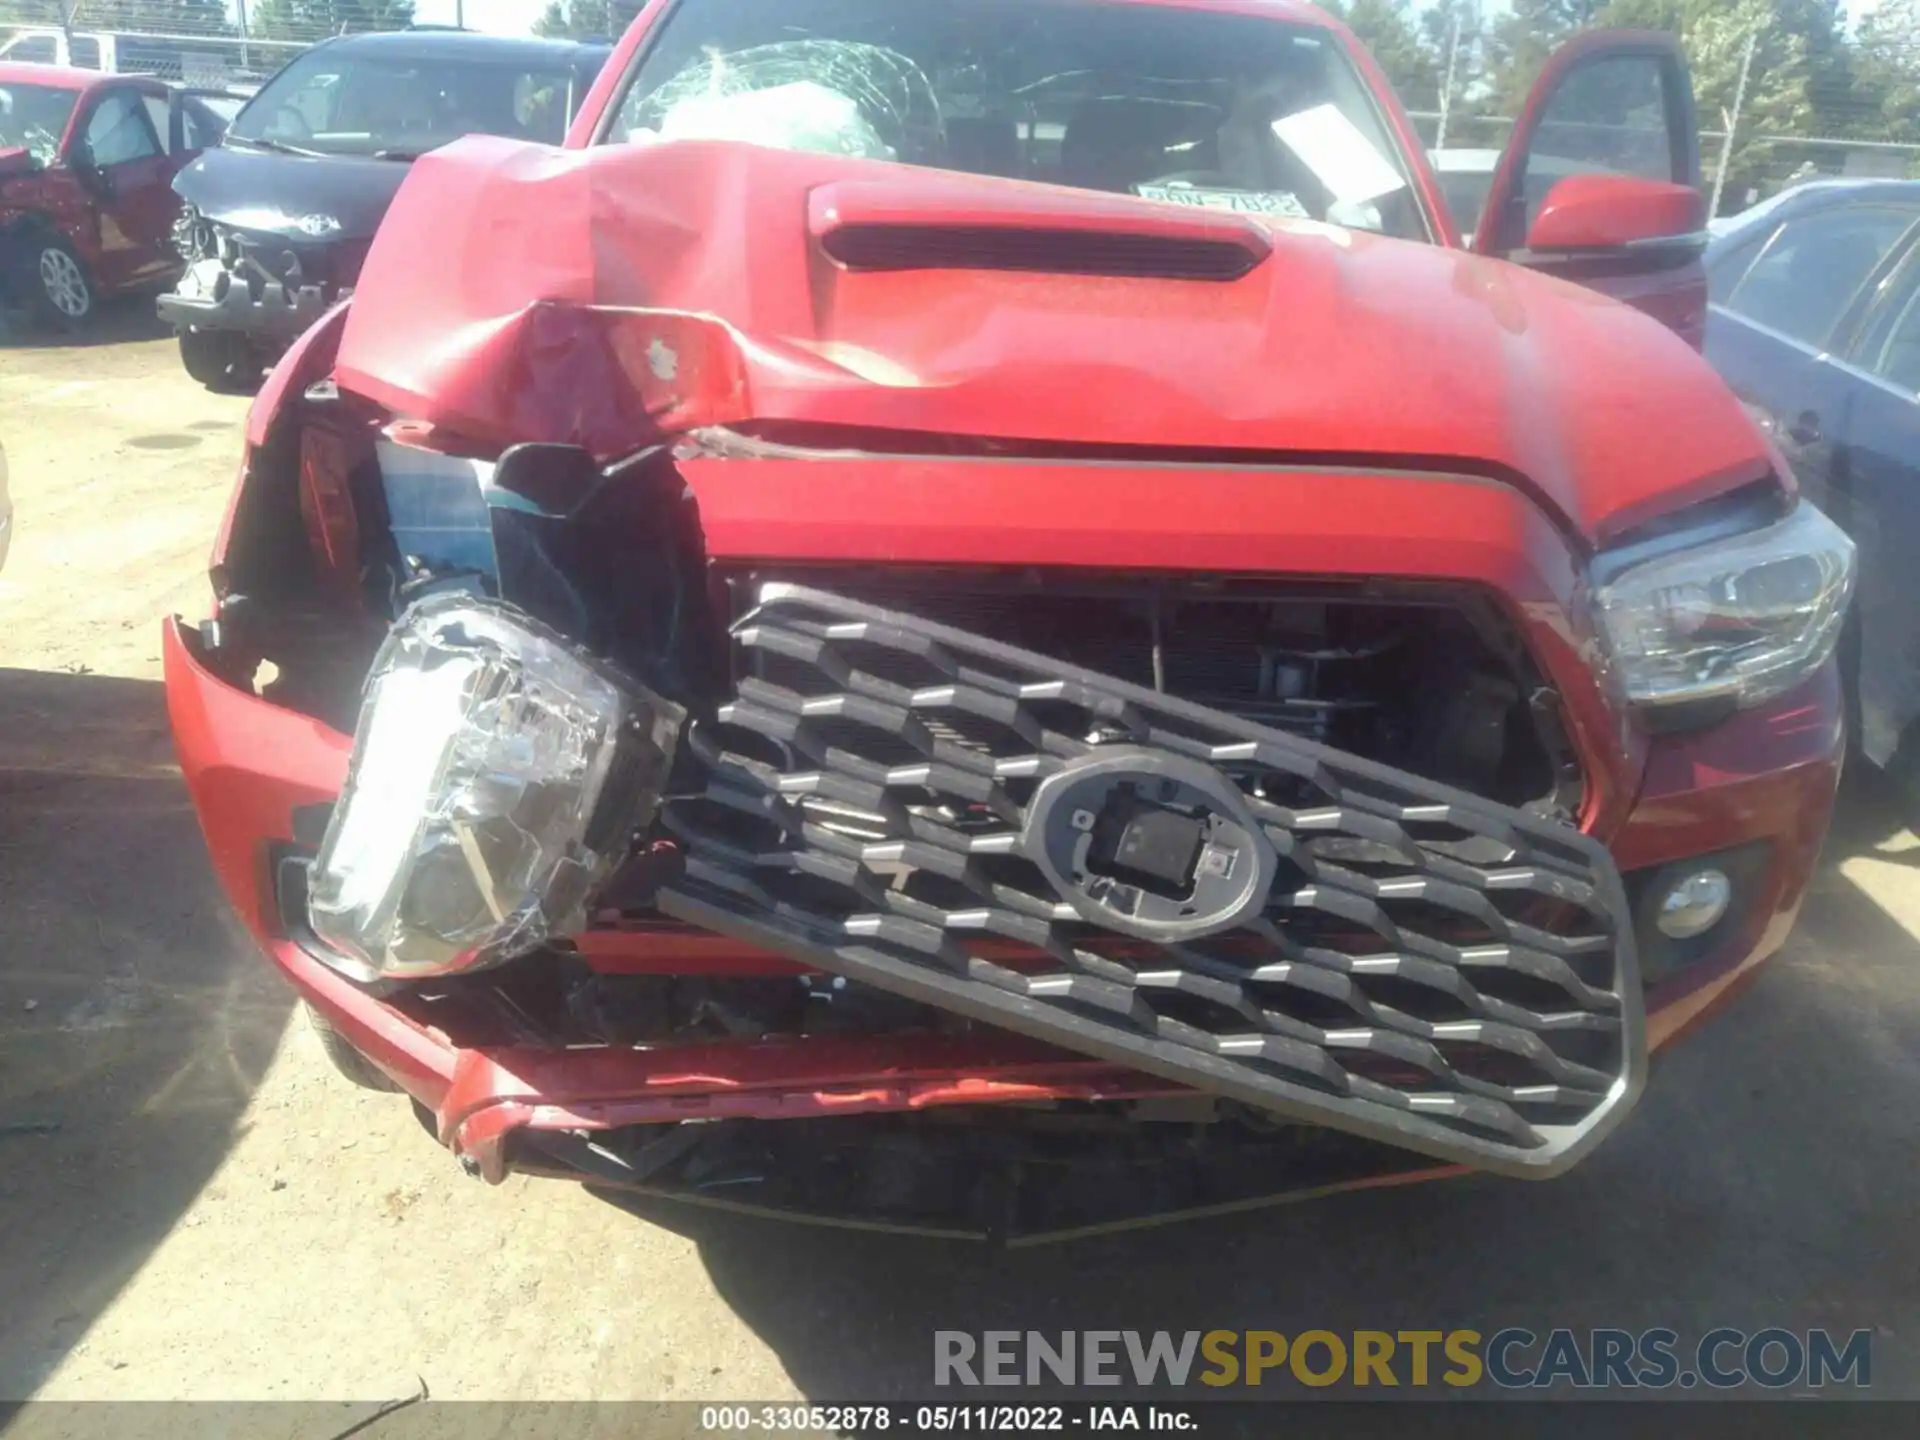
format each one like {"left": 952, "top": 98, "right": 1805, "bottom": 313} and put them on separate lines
{"left": 84, "top": 89, "right": 161, "bottom": 165}
{"left": 1724, "top": 207, "right": 1917, "bottom": 347}
{"left": 70, "top": 36, "right": 101, "bottom": 69}
{"left": 1860, "top": 265, "right": 1920, "bottom": 395}
{"left": 182, "top": 100, "right": 224, "bottom": 151}
{"left": 142, "top": 94, "right": 172, "bottom": 152}
{"left": 1706, "top": 223, "right": 1777, "bottom": 304}
{"left": 6, "top": 35, "right": 58, "bottom": 64}
{"left": 1530, "top": 57, "right": 1674, "bottom": 181}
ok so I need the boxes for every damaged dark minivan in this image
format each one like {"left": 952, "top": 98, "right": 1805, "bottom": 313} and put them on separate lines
{"left": 167, "top": 0, "right": 1855, "bottom": 1243}
{"left": 159, "top": 30, "right": 608, "bottom": 390}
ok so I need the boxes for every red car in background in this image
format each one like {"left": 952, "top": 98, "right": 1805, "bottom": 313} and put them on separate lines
{"left": 0, "top": 64, "right": 229, "bottom": 329}
{"left": 167, "top": 0, "right": 1855, "bottom": 1242}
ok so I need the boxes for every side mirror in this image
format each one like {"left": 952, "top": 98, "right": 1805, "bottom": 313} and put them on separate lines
{"left": 1524, "top": 173, "right": 1705, "bottom": 253}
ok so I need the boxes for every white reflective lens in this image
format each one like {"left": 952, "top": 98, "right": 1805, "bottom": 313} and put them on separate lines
{"left": 1593, "top": 502, "right": 1855, "bottom": 711}
{"left": 1656, "top": 869, "right": 1732, "bottom": 940}
{"left": 307, "top": 595, "right": 682, "bottom": 980}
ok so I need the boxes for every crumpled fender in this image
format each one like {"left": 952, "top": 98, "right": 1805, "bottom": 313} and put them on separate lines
{"left": 336, "top": 134, "right": 1778, "bottom": 545}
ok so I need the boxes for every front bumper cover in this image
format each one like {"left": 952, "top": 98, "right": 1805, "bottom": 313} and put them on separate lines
{"left": 164, "top": 566, "right": 1840, "bottom": 1225}
{"left": 655, "top": 585, "right": 1645, "bottom": 1179}
{"left": 158, "top": 257, "right": 334, "bottom": 340}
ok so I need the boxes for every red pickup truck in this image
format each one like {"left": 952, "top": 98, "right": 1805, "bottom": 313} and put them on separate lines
{"left": 165, "top": 0, "right": 1856, "bottom": 1242}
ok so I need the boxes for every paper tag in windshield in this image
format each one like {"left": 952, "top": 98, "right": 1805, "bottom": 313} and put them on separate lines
{"left": 1271, "top": 104, "right": 1407, "bottom": 206}
{"left": 1135, "top": 184, "right": 1309, "bottom": 217}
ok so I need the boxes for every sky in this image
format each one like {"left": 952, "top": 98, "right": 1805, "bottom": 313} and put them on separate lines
{"left": 408, "top": 0, "right": 545, "bottom": 34}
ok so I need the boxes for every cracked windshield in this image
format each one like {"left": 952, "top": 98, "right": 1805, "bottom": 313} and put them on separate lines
{"left": 609, "top": 0, "right": 1428, "bottom": 237}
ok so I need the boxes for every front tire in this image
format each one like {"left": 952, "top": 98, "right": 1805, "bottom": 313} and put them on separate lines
{"left": 178, "top": 326, "right": 262, "bottom": 392}
{"left": 29, "top": 237, "right": 93, "bottom": 330}
{"left": 305, "top": 1002, "right": 401, "bottom": 1092}
{"left": 1891, "top": 723, "right": 1920, "bottom": 834}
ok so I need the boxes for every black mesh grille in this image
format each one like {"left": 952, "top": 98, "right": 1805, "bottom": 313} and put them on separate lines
{"left": 658, "top": 585, "right": 1643, "bottom": 1177}
{"left": 820, "top": 223, "right": 1263, "bottom": 281}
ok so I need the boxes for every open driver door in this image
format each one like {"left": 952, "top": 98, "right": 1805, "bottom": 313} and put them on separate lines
{"left": 1472, "top": 31, "right": 1707, "bottom": 347}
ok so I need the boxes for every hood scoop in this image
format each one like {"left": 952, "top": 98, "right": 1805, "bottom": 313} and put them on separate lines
{"left": 809, "top": 176, "right": 1270, "bottom": 282}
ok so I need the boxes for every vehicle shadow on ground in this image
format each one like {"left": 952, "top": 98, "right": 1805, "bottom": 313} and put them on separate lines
{"left": 0, "top": 667, "right": 292, "bottom": 1399}
{"left": 0, "top": 295, "right": 171, "bottom": 351}
{"left": 616, "top": 780, "right": 1920, "bottom": 1402}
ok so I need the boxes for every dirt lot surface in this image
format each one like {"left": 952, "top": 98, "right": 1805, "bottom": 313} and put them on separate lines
{"left": 3, "top": 303, "right": 1920, "bottom": 1410}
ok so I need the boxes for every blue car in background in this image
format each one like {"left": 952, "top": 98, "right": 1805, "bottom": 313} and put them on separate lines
{"left": 1705, "top": 182, "right": 1920, "bottom": 808}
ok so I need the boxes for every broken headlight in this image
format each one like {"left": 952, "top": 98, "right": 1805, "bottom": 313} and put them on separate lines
{"left": 307, "top": 595, "right": 683, "bottom": 981}
{"left": 1592, "top": 500, "right": 1855, "bottom": 713}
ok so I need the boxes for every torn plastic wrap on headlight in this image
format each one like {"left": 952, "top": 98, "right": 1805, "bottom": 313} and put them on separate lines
{"left": 306, "top": 595, "right": 684, "bottom": 981}
{"left": 1593, "top": 500, "right": 1856, "bottom": 713}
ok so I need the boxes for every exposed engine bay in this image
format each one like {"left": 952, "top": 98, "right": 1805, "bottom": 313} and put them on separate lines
{"left": 714, "top": 565, "right": 1579, "bottom": 814}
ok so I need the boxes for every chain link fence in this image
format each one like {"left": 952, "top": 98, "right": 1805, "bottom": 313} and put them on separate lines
{"left": 1405, "top": 110, "right": 1919, "bottom": 213}
{"left": 1400, "top": 13, "right": 1919, "bottom": 219}
{"left": 0, "top": 1, "right": 430, "bottom": 85}
{"left": 0, "top": 27, "right": 306, "bottom": 84}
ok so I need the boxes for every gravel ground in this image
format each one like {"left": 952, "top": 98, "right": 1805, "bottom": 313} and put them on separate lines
{"left": 2, "top": 303, "right": 1918, "bottom": 1409}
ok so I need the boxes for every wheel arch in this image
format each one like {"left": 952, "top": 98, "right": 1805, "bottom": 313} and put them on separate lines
{"left": 1, "top": 208, "right": 76, "bottom": 252}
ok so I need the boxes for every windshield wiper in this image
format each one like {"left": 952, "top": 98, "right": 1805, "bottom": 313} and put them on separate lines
{"left": 225, "top": 134, "right": 321, "bottom": 158}
{"left": 371, "top": 149, "right": 422, "bottom": 162}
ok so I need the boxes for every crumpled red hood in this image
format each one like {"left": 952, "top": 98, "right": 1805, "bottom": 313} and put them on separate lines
{"left": 334, "top": 135, "right": 1773, "bottom": 546}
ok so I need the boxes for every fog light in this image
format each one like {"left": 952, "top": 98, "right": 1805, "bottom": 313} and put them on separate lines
{"left": 1656, "top": 869, "right": 1733, "bottom": 940}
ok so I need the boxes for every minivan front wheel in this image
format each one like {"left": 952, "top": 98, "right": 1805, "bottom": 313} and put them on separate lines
{"left": 178, "top": 326, "right": 262, "bottom": 392}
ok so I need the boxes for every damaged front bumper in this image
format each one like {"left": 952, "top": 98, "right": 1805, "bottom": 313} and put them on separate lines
{"left": 173, "top": 572, "right": 1652, "bottom": 1153}
{"left": 166, "top": 586, "right": 1844, "bottom": 1235}
{"left": 157, "top": 254, "right": 338, "bottom": 342}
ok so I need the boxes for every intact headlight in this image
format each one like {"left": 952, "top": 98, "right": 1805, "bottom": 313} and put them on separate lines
{"left": 307, "top": 595, "right": 683, "bottom": 981}
{"left": 1592, "top": 500, "right": 1855, "bottom": 712}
